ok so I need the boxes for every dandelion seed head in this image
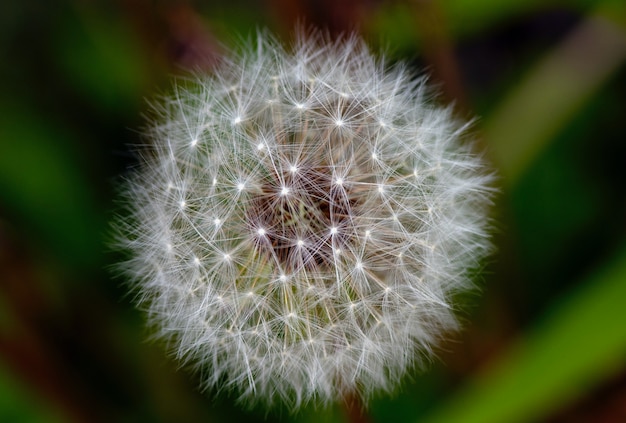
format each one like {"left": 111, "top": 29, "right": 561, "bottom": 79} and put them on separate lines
{"left": 113, "top": 30, "right": 494, "bottom": 411}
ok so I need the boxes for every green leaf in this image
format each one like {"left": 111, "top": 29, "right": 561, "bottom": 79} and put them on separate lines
{"left": 421, "top": 244, "right": 626, "bottom": 423}
{"left": 0, "top": 105, "right": 102, "bottom": 268}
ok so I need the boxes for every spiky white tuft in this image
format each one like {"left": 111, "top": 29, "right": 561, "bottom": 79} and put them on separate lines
{"left": 114, "top": 31, "right": 493, "bottom": 410}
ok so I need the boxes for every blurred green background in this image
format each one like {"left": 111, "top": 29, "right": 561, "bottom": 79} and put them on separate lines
{"left": 1, "top": 0, "right": 625, "bottom": 422}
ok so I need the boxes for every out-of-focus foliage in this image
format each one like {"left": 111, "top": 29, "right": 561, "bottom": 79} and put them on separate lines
{"left": 0, "top": 1, "right": 624, "bottom": 422}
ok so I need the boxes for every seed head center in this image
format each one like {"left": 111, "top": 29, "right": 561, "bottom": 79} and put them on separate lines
{"left": 247, "top": 166, "right": 355, "bottom": 271}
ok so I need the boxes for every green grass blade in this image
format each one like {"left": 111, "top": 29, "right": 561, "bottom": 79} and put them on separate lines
{"left": 421, "top": 244, "right": 626, "bottom": 423}
{"left": 484, "top": 11, "right": 626, "bottom": 186}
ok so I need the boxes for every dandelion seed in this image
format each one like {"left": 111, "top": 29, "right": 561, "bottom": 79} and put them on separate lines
{"left": 113, "top": 30, "right": 494, "bottom": 411}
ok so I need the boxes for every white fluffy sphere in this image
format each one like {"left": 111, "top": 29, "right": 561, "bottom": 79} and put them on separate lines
{"left": 114, "top": 32, "right": 493, "bottom": 410}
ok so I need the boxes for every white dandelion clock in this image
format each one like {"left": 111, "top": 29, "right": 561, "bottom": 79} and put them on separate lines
{"left": 114, "top": 31, "right": 493, "bottom": 410}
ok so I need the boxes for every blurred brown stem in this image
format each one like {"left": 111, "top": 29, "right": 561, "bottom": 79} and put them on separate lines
{"left": 410, "top": 0, "right": 468, "bottom": 111}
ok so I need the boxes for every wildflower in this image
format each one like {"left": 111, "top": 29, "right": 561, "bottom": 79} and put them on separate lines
{"left": 114, "top": 31, "right": 493, "bottom": 410}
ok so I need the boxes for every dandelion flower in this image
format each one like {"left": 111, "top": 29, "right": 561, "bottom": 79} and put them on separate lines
{"left": 114, "top": 31, "right": 493, "bottom": 410}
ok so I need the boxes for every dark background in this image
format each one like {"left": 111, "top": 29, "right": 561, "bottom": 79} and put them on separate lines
{"left": 1, "top": 1, "right": 625, "bottom": 422}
